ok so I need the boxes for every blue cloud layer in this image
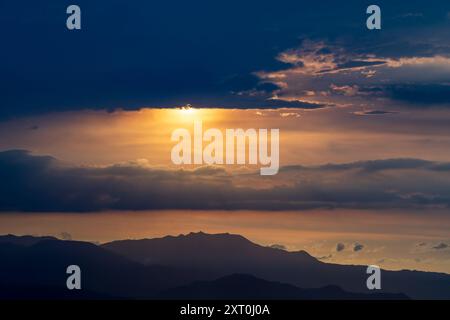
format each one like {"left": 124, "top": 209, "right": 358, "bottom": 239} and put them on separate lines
{"left": 1, "top": 150, "right": 450, "bottom": 212}
{"left": 1, "top": 0, "right": 449, "bottom": 118}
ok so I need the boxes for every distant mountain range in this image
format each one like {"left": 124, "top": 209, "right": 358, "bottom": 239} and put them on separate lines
{"left": 1, "top": 232, "right": 449, "bottom": 299}
{"left": 158, "top": 274, "right": 407, "bottom": 300}
{"left": 103, "top": 232, "right": 450, "bottom": 299}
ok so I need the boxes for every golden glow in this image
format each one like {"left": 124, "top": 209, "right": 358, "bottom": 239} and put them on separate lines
{"left": 172, "top": 105, "right": 202, "bottom": 123}
{"left": 2, "top": 107, "right": 450, "bottom": 167}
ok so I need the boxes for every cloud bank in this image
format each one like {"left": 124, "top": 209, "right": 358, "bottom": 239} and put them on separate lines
{"left": 1, "top": 150, "right": 450, "bottom": 212}
{"left": 1, "top": 1, "right": 450, "bottom": 119}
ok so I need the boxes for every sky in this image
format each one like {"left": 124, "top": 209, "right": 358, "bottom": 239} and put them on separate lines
{"left": 1, "top": 0, "right": 450, "bottom": 273}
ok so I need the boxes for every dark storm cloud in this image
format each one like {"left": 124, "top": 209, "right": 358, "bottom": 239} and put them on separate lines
{"left": 1, "top": 150, "right": 450, "bottom": 212}
{"left": 0, "top": 0, "right": 343, "bottom": 118}
{"left": 1, "top": 1, "right": 450, "bottom": 119}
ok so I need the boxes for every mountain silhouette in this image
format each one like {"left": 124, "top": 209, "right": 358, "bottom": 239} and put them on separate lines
{"left": 158, "top": 274, "right": 408, "bottom": 300}
{"left": 0, "top": 283, "right": 113, "bottom": 300}
{"left": 1, "top": 233, "right": 448, "bottom": 299}
{"left": 0, "top": 234, "right": 57, "bottom": 246}
{"left": 103, "top": 232, "right": 450, "bottom": 299}
{"left": 0, "top": 234, "right": 409, "bottom": 300}
{"left": 103, "top": 231, "right": 317, "bottom": 269}
{"left": 0, "top": 236, "right": 206, "bottom": 299}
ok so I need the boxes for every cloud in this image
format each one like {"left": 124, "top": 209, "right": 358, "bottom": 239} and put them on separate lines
{"left": 352, "top": 110, "right": 398, "bottom": 116}
{"left": 59, "top": 232, "right": 72, "bottom": 241}
{"left": 330, "top": 84, "right": 359, "bottom": 96}
{"left": 353, "top": 243, "right": 364, "bottom": 252}
{"left": 2, "top": 1, "right": 450, "bottom": 119}
{"left": 336, "top": 243, "right": 345, "bottom": 252}
{"left": 1, "top": 150, "right": 450, "bottom": 212}
{"left": 417, "top": 242, "right": 427, "bottom": 247}
{"left": 0, "top": 1, "right": 352, "bottom": 119}
{"left": 282, "top": 158, "right": 450, "bottom": 173}
{"left": 433, "top": 243, "right": 449, "bottom": 250}
{"left": 260, "top": 38, "right": 450, "bottom": 109}
{"left": 269, "top": 244, "right": 286, "bottom": 250}
{"left": 280, "top": 112, "right": 301, "bottom": 118}
{"left": 384, "top": 84, "right": 450, "bottom": 106}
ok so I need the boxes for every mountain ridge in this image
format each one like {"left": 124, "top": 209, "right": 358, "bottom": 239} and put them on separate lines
{"left": 158, "top": 273, "right": 408, "bottom": 300}
{"left": 101, "top": 231, "right": 450, "bottom": 299}
{"left": 1, "top": 233, "right": 449, "bottom": 299}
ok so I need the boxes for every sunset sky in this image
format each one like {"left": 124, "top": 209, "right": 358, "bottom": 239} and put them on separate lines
{"left": 1, "top": 0, "right": 450, "bottom": 274}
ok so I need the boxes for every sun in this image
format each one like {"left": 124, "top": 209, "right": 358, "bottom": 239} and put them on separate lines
{"left": 174, "top": 104, "right": 202, "bottom": 122}
{"left": 164, "top": 105, "right": 218, "bottom": 125}
{"left": 179, "top": 104, "right": 195, "bottom": 115}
